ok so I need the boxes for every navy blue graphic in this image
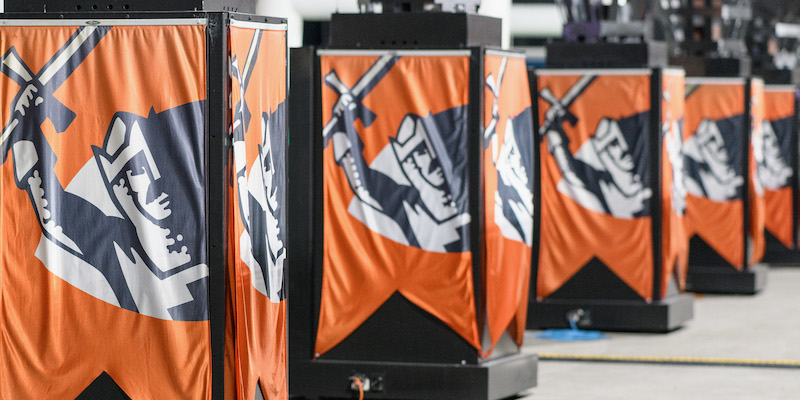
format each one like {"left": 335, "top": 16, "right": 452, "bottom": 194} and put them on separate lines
{"left": 683, "top": 115, "right": 745, "bottom": 201}
{"left": 496, "top": 109, "right": 535, "bottom": 243}
{"left": 231, "top": 30, "right": 287, "bottom": 302}
{"left": 540, "top": 76, "right": 652, "bottom": 219}
{"left": 323, "top": 54, "right": 470, "bottom": 253}
{"left": 1, "top": 27, "right": 209, "bottom": 321}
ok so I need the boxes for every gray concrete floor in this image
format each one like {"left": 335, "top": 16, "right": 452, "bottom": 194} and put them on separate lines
{"left": 516, "top": 267, "right": 800, "bottom": 399}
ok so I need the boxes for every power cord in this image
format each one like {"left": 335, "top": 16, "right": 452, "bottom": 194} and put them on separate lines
{"left": 352, "top": 376, "right": 364, "bottom": 400}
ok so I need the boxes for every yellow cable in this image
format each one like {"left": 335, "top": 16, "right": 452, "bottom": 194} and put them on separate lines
{"left": 538, "top": 353, "right": 800, "bottom": 368}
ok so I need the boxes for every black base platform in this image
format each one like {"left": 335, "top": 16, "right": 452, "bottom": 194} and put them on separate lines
{"left": 671, "top": 55, "right": 751, "bottom": 77}
{"left": 763, "top": 248, "right": 800, "bottom": 266}
{"left": 685, "top": 264, "right": 768, "bottom": 295}
{"left": 545, "top": 42, "right": 668, "bottom": 68}
{"left": 527, "top": 294, "right": 694, "bottom": 333}
{"left": 290, "top": 353, "right": 537, "bottom": 400}
{"left": 763, "top": 233, "right": 800, "bottom": 266}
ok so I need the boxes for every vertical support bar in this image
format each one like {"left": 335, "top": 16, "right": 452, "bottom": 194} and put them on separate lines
{"left": 529, "top": 69, "right": 541, "bottom": 304}
{"left": 743, "top": 78, "right": 752, "bottom": 271}
{"left": 282, "top": 24, "right": 291, "bottom": 387}
{"left": 468, "top": 47, "right": 485, "bottom": 340}
{"left": 650, "top": 68, "right": 664, "bottom": 302}
{"left": 205, "top": 12, "right": 229, "bottom": 400}
{"left": 793, "top": 90, "right": 800, "bottom": 248}
{"left": 288, "top": 46, "right": 322, "bottom": 365}
{"left": 310, "top": 51, "right": 325, "bottom": 360}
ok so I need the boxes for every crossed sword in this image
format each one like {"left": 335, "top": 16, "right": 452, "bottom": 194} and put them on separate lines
{"left": 0, "top": 26, "right": 110, "bottom": 166}
{"left": 321, "top": 54, "right": 399, "bottom": 143}
{"left": 231, "top": 28, "right": 270, "bottom": 234}
{"left": 321, "top": 54, "right": 400, "bottom": 211}
{"left": 539, "top": 75, "right": 596, "bottom": 187}
{"left": 231, "top": 29, "right": 262, "bottom": 138}
{"left": 484, "top": 56, "right": 508, "bottom": 144}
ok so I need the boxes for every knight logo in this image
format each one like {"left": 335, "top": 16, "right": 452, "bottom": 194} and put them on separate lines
{"left": 757, "top": 120, "right": 792, "bottom": 191}
{"left": 484, "top": 57, "right": 534, "bottom": 245}
{"left": 683, "top": 117, "right": 745, "bottom": 202}
{"left": 323, "top": 55, "right": 470, "bottom": 253}
{"left": 230, "top": 29, "right": 286, "bottom": 303}
{"left": 0, "top": 27, "right": 209, "bottom": 321}
{"left": 662, "top": 87, "right": 687, "bottom": 216}
{"left": 540, "top": 76, "right": 652, "bottom": 219}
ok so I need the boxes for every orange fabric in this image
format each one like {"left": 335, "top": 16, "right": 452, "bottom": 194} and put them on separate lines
{"left": 317, "top": 54, "right": 479, "bottom": 356}
{"left": 661, "top": 71, "right": 689, "bottom": 296}
{"left": 225, "top": 260, "right": 239, "bottom": 400}
{"left": 537, "top": 73, "right": 654, "bottom": 300}
{"left": 764, "top": 187, "right": 793, "bottom": 247}
{"left": 684, "top": 81, "right": 746, "bottom": 269}
{"left": 228, "top": 27, "right": 288, "bottom": 400}
{"left": 0, "top": 25, "right": 210, "bottom": 399}
{"left": 482, "top": 54, "right": 532, "bottom": 352}
{"left": 763, "top": 88, "right": 796, "bottom": 248}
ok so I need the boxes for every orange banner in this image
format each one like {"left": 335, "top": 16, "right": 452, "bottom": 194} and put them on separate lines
{"left": 684, "top": 80, "right": 747, "bottom": 269}
{"left": 0, "top": 24, "right": 210, "bottom": 399}
{"left": 661, "top": 70, "right": 689, "bottom": 296}
{"left": 761, "top": 87, "right": 796, "bottom": 248}
{"left": 537, "top": 71, "right": 654, "bottom": 300}
{"left": 317, "top": 53, "right": 479, "bottom": 356}
{"left": 483, "top": 53, "right": 533, "bottom": 353}
{"left": 229, "top": 25, "right": 288, "bottom": 400}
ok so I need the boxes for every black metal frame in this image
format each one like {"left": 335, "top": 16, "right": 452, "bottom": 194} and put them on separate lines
{"left": 527, "top": 67, "right": 694, "bottom": 333}
{"left": 529, "top": 70, "right": 542, "bottom": 305}
{"left": 287, "top": 44, "right": 537, "bottom": 399}
{"left": 795, "top": 92, "right": 800, "bottom": 248}
{"left": 205, "top": 13, "right": 229, "bottom": 400}
{"left": 546, "top": 42, "right": 669, "bottom": 69}
{"left": 287, "top": 46, "right": 322, "bottom": 364}
{"left": 468, "top": 46, "right": 486, "bottom": 337}
{"left": 743, "top": 78, "right": 753, "bottom": 271}
{"left": 328, "top": 12, "right": 501, "bottom": 49}
{"left": 650, "top": 68, "right": 665, "bottom": 302}
{"left": 0, "top": 11, "right": 288, "bottom": 399}
{"left": 4, "top": 0, "right": 255, "bottom": 13}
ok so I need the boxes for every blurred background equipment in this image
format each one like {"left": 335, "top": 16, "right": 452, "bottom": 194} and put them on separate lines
{"left": 663, "top": 0, "right": 753, "bottom": 76}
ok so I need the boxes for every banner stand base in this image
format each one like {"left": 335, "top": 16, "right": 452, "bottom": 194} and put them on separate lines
{"left": 290, "top": 353, "right": 537, "bottom": 400}
{"left": 686, "top": 264, "right": 768, "bottom": 295}
{"left": 762, "top": 234, "right": 800, "bottom": 266}
{"left": 527, "top": 294, "right": 694, "bottom": 333}
{"left": 763, "top": 248, "right": 800, "bottom": 266}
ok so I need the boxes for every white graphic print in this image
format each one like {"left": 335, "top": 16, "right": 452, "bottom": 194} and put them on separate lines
{"left": 757, "top": 120, "right": 792, "bottom": 191}
{"left": 323, "top": 54, "right": 471, "bottom": 253}
{"left": 540, "top": 75, "right": 652, "bottom": 219}
{"left": 484, "top": 56, "right": 534, "bottom": 245}
{"left": 663, "top": 86, "right": 687, "bottom": 216}
{"left": 231, "top": 29, "right": 286, "bottom": 302}
{"left": 683, "top": 118, "right": 745, "bottom": 202}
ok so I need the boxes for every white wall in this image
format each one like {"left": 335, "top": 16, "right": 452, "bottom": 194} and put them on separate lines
{"left": 510, "top": 3, "right": 563, "bottom": 38}
{"left": 256, "top": 0, "right": 304, "bottom": 47}
{"left": 257, "top": 0, "right": 361, "bottom": 47}
{"left": 478, "top": 0, "right": 512, "bottom": 48}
